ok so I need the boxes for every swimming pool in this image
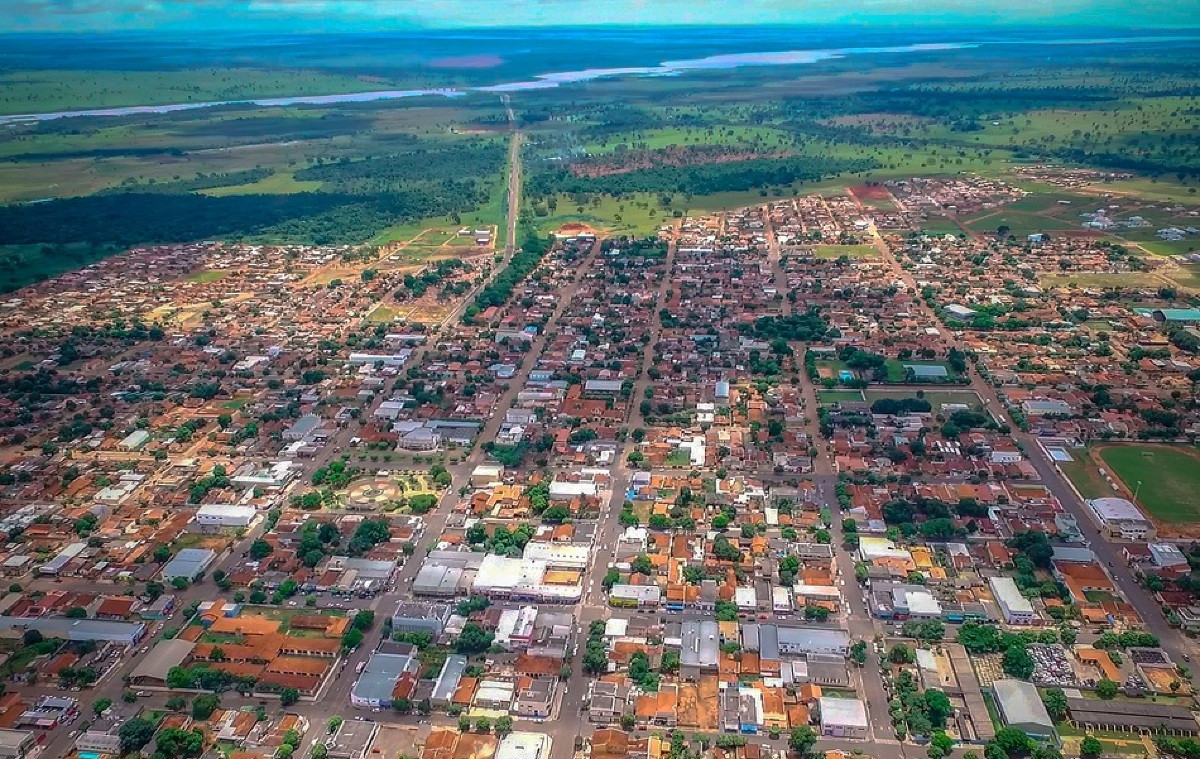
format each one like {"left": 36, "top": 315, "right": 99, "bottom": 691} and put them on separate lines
{"left": 80, "top": 752, "right": 102, "bottom": 759}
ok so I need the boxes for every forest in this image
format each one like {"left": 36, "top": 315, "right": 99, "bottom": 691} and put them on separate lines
{"left": 526, "top": 155, "right": 877, "bottom": 198}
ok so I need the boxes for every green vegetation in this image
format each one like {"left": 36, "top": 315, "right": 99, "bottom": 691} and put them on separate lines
{"left": 1097, "top": 445, "right": 1200, "bottom": 524}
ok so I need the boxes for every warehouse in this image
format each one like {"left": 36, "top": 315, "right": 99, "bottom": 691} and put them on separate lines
{"left": 993, "top": 679, "right": 1056, "bottom": 740}
{"left": 1066, "top": 697, "right": 1200, "bottom": 735}
{"left": 1085, "top": 497, "right": 1156, "bottom": 541}
{"left": 190, "top": 504, "right": 257, "bottom": 533}
{"left": 0, "top": 617, "right": 146, "bottom": 645}
{"left": 160, "top": 548, "right": 217, "bottom": 582}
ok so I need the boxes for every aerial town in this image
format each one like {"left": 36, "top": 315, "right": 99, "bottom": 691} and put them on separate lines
{"left": 0, "top": 171, "right": 1199, "bottom": 759}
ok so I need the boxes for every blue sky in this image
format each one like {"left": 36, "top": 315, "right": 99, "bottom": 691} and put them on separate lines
{"left": 6, "top": 0, "right": 1200, "bottom": 31}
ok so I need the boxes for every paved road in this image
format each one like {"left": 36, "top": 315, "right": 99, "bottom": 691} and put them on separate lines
{"left": 860, "top": 216, "right": 1200, "bottom": 666}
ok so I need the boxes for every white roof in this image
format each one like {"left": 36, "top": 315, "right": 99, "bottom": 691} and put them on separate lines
{"left": 1088, "top": 497, "right": 1148, "bottom": 523}
{"left": 989, "top": 576, "right": 1034, "bottom": 614}
{"left": 820, "top": 697, "right": 869, "bottom": 728}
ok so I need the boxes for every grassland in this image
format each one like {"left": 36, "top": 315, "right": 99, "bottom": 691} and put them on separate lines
{"left": 1040, "top": 272, "right": 1165, "bottom": 290}
{"left": 1097, "top": 444, "right": 1200, "bottom": 524}
{"left": 201, "top": 172, "right": 323, "bottom": 196}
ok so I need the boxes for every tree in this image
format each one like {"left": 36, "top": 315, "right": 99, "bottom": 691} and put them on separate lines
{"left": 166, "top": 695, "right": 187, "bottom": 711}
{"left": 789, "top": 726, "right": 817, "bottom": 755}
{"left": 992, "top": 728, "right": 1033, "bottom": 757}
{"left": 456, "top": 622, "right": 494, "bottom": 654}
{"left": 92, "top": 698, "right": 112, "bottom": 715}
{"left": 1041, "top": 688, "right": 1068, "bottom": 721}
{"left": 327, "top": 716, "right": 343, "bottom": 734}
{"left": 1096, "top": 678, "right": 1118, "bottom": 699}
{"left": 280, "top": 687, "right": 300, "bottom": 706}
{"left": 475, "top": 717, "right": 491, "bottom": 733}
{"left": 153, "top": 544, "right": 172, "bottom": 563}
{"left": 889, "top": 644, "right": 916, "bottom": 664}
{"left": 119, "top": 717, "right": 158, "bottom": 753}
{"left": 1080, "top": 737, "right": 1102, "bottom": 758}
{"left": 1002, "top": 644, "right": 1035, "bottom": 679}
{"left": 929, "top": 732, "right": 955, "bottom": 759}
{"left": 249, "top": 539, "right": 273, "bottom": 560}
{"left": 495, "top": 716, "right": 514, "bottom": 736}
{"left": 925, "top": 689, "right": 953, "bottom": 728}
{"left": 192, "top": 692, "right": 220, "bottom": 720}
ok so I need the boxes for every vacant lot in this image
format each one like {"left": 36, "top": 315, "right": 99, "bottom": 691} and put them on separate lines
{"left": 1097, "top": 444, "right": 1200, "bottom": 524}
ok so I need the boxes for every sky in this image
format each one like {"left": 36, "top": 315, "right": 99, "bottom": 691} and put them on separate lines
{"left": 6, "top": 0, "right": 1200, "bottom": 31}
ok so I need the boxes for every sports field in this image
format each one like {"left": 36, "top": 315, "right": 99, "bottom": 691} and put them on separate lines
{"left": 1097, "top": 444, "right": 1200, "bottom": 524}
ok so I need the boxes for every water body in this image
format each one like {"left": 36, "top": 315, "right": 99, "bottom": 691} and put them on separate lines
{"left": 1, "top": 33, "right": 1196, "bottom": 125}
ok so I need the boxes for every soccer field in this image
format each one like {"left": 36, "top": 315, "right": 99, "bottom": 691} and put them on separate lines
{"left": 1097, "top": 445, "right": 1200, "bottom": 524}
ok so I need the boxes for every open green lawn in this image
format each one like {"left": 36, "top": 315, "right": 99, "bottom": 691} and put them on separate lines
{"left": 1098, "top": 444, "right": 1200, "bottom": 524}
{"left": 1059, "top": 457, "right": 1114, "bottom": 501}
{"left": 916, "top": 219, "right": 963, "bottom": 236}
{"left": 962, "top": 208, "right": 1080, "bottom": 237}
{"left": 817, "top": 390, "right": 865, "bottom": 405}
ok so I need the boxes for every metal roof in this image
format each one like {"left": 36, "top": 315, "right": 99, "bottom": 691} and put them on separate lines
{"left": 993, "top": 679, "right": 1054, "bottom": 733}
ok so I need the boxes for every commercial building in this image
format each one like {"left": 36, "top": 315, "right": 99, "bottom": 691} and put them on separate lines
{"left": 496, "top": 732, "right": 551, "bottom": 759}
{"left": 680, "top": 621, "right": 720, "bottom": 681}
{"left": 326, "top": 720, "right": 379, "bottom": 759}
{"left": 130, "top": 639, "right": 196, "bottom": 684}
{"left": 1086, "top": 498, "right": 1156, "bottom": 541}
{"left": 0, "top": 616, "right": 146, "bottom": 644}
{"left": 191, "top": 504, "right": 257, "bottom": 532}
{"left": 351, "top": 650, "right": 419, "bottom": 708}
{"left": 160, "top": 548, "right": 217, "bottom": 582}
{"left": 989, "top": 576, "right": 1036, "bottom": 625}
{"left": 0, "top": 730, "right": 35, "bottom": 759}
{"left": 992, "top": 679, "right": 1056, "bottom": 740}
{"left": 391, "top": 601, "right": 452, "bottom": 638}
{"left": 818, "top": 697, "right": 869, "bottom": 739}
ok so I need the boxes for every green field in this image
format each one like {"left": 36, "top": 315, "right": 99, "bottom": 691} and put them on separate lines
{"left": 1097, "top": 445, "right": 1200, "bottom": 524}
{"left": 816, "top": 390, "right": 865, "bottom": 405}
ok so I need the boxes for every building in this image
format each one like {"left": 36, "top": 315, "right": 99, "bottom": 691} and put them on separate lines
{"left": 160, "top": 548, "right": 217, "bottom": 582}
{"left": 391, "top": 602, "right": 452, "bottom": 638}
{"left": 191, "top": 504, "right": 257, "bottom": 532}
{"left": 0, "top": 616, "right": 145, "bottom": 645}
{"left": 326, "top": 720, "right": 379, "bottom": 759}
{"left": 680, "top": 621, "right": 720, "bottom": 681}
{"left": 819, "top": 697, "right": 869, "bottom": 739}
{"left": 129, "top": 639, "right": 196, "bottom": 684}
{"left": 496, "top": 733, "right": 551, "bottom": 759}
{"left": 1086, "top": 498, "right": 1156, "bottom": 541}
{"left": 514, "top": 678, "right": 557, "bottom": 718}
{"left": 989, "top": 576, "right": 1036, "bottom": 625}
{"left": 0, "top": 730, "right": 35, "bottom": 759}
{"left": 1065, "top": 697, "right": 1200, "bottom": 735}
{"left": 992, "top": 679, "right": 1056, "bottom": 741}
{"left": 431, "top": 654, "right": 468, "bottom": 707}
{"left": 351, "top": 651, "right": 418, "bottom": 708}
{"left": 772, "top": 627, "right": 850, "bottom": 657}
